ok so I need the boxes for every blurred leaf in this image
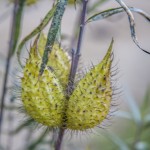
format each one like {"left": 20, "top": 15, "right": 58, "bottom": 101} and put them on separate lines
{"left": 28, "top": 129, "right": 49, "bottom": 150}
{"left": 11, "top": 0, "right": 26, "bottom": 56}
{"left": 11, "top": 119, "right": 34, "bottom": 134}
{"left": 141, "top": 88, "right": 150, "bottom": 114}
{"left": 55, "top": 24, "right": 61, "bottom": 44}
{"left": 104, "top": 131, "right": 130, "bottom": 150}
{"left": 124, "top": 86, "right": 142, "bottom": 125}
{"left": 87, "top": 0, "right": 108, "bottom": 13}
{"left": 115, "top": 111, "right": 132, "bottom": 120}
{"left": 143, "top": 114, "right": 150, "bottom": 130}
{"left": 135, "top": 141, "right": 150, "bottom": 150}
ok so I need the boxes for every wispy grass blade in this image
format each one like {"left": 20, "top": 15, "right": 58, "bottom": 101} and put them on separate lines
{"left": 103, "top": 131, "right": 130, "bottom": 150}
{"left": 28, "top": 129, "right": 49, "bottom": 150}
{"left": 11, "top": 119, "right": 34, "bottom": 134}
{"left": 17, "top": 4, "right": 57, "bottom": 67}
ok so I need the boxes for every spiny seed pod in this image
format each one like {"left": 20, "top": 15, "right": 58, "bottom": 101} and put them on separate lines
{"left": 38, "top": 33, "right": 71, "bottom": 88}
{"left": 66, "top": 40, "right": 113, "bottom": 130}
{"left": 21, "top": 37, "right": 65, "bottom": 127}
{"left": 21, "top": 35, "right": 114, "bottom": 130}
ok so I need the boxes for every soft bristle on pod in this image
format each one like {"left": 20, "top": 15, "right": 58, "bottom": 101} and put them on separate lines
{"left": 21, "top": 35, "right": 114, "bottom": 131}
{"left": 66, "top": 40, "right": 113, "bottom": 130}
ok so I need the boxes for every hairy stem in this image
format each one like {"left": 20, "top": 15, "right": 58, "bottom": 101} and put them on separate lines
{"left": 0, "top": 0, "right": 25, "bottom": 141}
{"left": 54, "top": 1, "right": 88, "bottom": 150}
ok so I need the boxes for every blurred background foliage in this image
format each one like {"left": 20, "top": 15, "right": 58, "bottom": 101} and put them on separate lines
{"left": 0, "top": 0, "right": 150, "bottom": 150}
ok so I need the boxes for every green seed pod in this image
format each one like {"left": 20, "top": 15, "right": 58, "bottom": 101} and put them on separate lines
{"left": 66, "top": 40, "right": 113, "bottom": 130}
{"left": 38, "top": 33, "right": 71, "bottom": 88}
{"left": 21, "top": 35, "right": 114, "bottom": 130}
{"left": 21, "top": 37, "right": 65, "bottom": 127}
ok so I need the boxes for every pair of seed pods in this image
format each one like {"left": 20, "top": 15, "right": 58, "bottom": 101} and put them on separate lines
{"left": 21, "top": 34, "right": 113, "bottom": 131}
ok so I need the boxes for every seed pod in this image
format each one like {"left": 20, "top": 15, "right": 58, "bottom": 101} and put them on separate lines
{"left": 66, "top": 40, "right": 113, "bottom": 130}
{"left": 21, "top": 37, "right": 65, "bottom": 127}
{"left": 38, "top": 33, "right": 71, "bottom": 88}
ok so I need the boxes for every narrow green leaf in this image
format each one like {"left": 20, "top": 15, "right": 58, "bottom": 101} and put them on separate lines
{"left": 39, "top": 0, "right": 68, "bottom": 76}
{"left": 124, "top": 86, "right": 142, "bottom": 125}
{"left": 86, "top": 7, "right": 150, "bottom": 23}
{"left": 55, "top": 24, "right": 62, "bottom": 45}
{"left": 11, "top": 0, "right": 26, "bottom": 56}
{"left": 141, "top": 88, "right": 150, "bottom": 113}
{"left": 11, "top": 119, "right": 34, "bottom": 134}
{"left": 17, "top": 4, "right": 57, "bottom": 67}
{"left": 28, "top": 129, "right": 49, "bottom": 150}
{"left": 143, "top": 114, "right": 150, "bottom": 130}
{"left": 104, "top": 131, "right": 130, "bottom": 150}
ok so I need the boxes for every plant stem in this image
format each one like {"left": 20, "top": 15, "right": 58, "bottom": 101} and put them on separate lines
{"left": 0, "top": 0, "right": 25, "bottom": 141}
{"left": 54, "top": 1, "right": 88, "bottom": 150}
{"left": 68, "top": 0, "right": 88, "bottom": 94}
{"left": 55, "top": 129, "right": 65, "bottom": 150}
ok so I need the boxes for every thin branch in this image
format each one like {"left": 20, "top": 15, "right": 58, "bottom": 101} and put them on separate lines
{"left": 67, "top": 0, "right": 88, "bottom": 94}
{"left": 55, "top": 1, "right": 88, "bottom": 150}
{"left": 0, "top": 0, "right": 25, "bottom": 141}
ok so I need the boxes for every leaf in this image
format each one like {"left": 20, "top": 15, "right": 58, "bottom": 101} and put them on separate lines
{"left": 17, "top": 4, "right": 57, "bottom": 67}
{"left": 86, "top": 7, "right": 150, "bottom": 23}
{"left": 39, "top": 0, "right": 68, "bottom": 77}
{"left": 115, "top": 110, "right": 132, "bottom": 120}
{"left": 143, "top": 114, "right": 150, "bottom": 130}
{"left": 66, "top": 39, "right": 113, "bottom": 130}
{"left": 86, "top": 1, "right": 150, "bottom": 55}
{"left": 104, "top": 131, "right": 130, "bottom": 150}
{"left": 37, "top": 33, "right": 71, "bottom": 88}
{"left": 141, "top": 88, "right": 150, "bottom": 114}
{"left": 123, "top": 86, "right": 142, "bottom": 125}
{"left": 11, "top": 119, "right": 34, "bottom": 134}
{"left": 87, "top": 0, "right": 108, "bottom": 13}
{"left": 11, "top": 0, "right": 26, "bottom": 56}
{"left": 28, "top": 129, "right": 49, "bottom": 150}
{"left": 115, "top": 0, "right": 150, "bottom": 54}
